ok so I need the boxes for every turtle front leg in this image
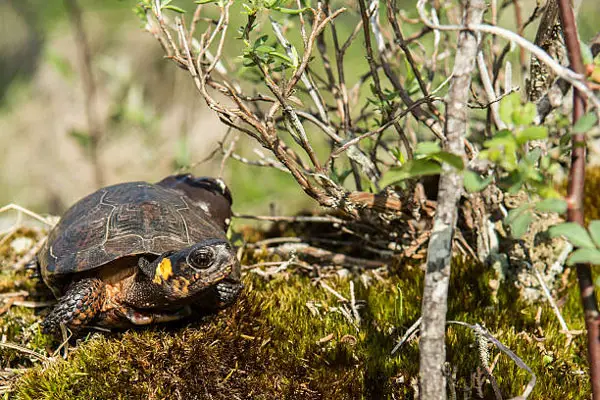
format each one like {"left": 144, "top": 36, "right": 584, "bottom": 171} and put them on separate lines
{"left": 214, "top": 281, "right": 243, "bottom": 308}
{"left": 42, "top": 278, "right": 106, "bottom": 335}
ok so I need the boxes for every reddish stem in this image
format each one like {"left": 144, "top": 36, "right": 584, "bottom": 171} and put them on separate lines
{"left": 558, "top": 0, "right": 600, "bottom": 397}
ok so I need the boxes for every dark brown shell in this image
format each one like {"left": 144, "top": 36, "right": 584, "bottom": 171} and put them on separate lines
{"left": 39, "top": 180, "right": 228, "bottom": 291}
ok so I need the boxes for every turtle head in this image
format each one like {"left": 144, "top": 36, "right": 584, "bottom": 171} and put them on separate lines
{"left": 143, "top": 239, "right": 240, "bottom": 300}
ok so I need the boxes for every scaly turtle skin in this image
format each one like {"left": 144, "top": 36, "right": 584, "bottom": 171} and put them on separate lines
{"left": 38, "top": 174, "right": 242, "bottom": 335}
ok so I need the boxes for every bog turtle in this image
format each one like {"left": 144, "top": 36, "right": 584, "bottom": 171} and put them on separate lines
{"left": 37, "top": 174, "right": 242, "bottom": 334}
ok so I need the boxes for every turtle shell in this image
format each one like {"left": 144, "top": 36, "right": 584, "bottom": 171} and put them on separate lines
{"left": 39, "top": 181, "right": 228, "bottom": 292}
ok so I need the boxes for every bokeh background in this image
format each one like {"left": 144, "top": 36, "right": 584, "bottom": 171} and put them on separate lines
{"left": 1, "top": 0, "right": 599, "bottom": 219}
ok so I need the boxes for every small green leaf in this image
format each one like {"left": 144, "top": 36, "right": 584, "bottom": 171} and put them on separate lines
{"left": 484, "top": 129, "right": 517, "bottom": 148}
{"left": 516, "top": 126, "right": 548, "bottom": 145}
{"left": 508, "top": 210, "right": 534, "bottom": 239}
{"left": 379, "top": 159, "right": 441, "bottom": 187}
{"left": 504, "top": 204, "right": 526, "bottom": 222}
{"left": 567, "top": 248, "right": 600, "bottom": 266}
{"left": 242, "top": 58, "right": 257, "bottom": 67}
{"left": 573, "top": 112, "right": 598, "bottom": 134}
{"left": 268, "top": 51, "right": 293, "bottom": 65}
{"left": 415, "top": 141, "right": 441, "bottom": 155}
{"left": 549, "top": 222, "right": 597, "bottom": 249}
{"left": 463, "top": 170, "right": 493, "bottom": 193}
{"left": 499, "top": 92, "right": 520, "bottom": 126}
{"left": 537, "top": 185, "right": 562, "bottom": 199}
{"left": 274, "top": 6, "right": 309, "bottom": 14}
{"left": 513, "top": 102, "right": 536, "bottom": 126}
{"left": 525, "top": 147, "right": 543, "bottom": 164}
{"left": 163, "top": 4, "right": 186, "bottom": 13}
{"left": 195, "top": 0, "right": 218, "bottom": 4}
{"left": 430, "top": 152, "right": 464, "bottom": 170}
{"left": 589, "top": 221, "right": 600, "bottom": 248}
{"left": 581, "top": 42, "right": 594, "bottom": 65}
{"left": 255, "top": 45, "right": 276, "bottom": 53}
{"left": 405, "top": 159, "right": 442, "bottom": 177}
{"left": 535, "top": 198, "right": 567, "bottom": 214}
{"left": 254, "top": 35, "right": 269, "bottom": 47}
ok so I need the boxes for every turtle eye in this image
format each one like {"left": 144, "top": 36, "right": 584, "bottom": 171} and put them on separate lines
{"left": 189, "top": 248, "right": 214, "bottom": 269}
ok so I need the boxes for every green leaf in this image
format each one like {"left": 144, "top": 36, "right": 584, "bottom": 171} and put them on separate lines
{"left": 573, "top": 112, "right": 598, "bottom": 134}
{"left": 404, "top": 159, "right": 442, "bottom": 177}
{"left": 484, "top": 129, "right": 517, "bottom": 148}
{"left": 499, "top": 92, "right": 520, "bottom": 126}
{"left": 254, "top": 35, "right": 269, "bottom": 47}
{"left": 567, "top": 248, "right": 600, "bottom": 266}
{"left": 534, "top": 198, "right": 567, "bottom": 214}
{"left": 255, "top": 45, "right": 276, "bottom": 53}
{"left": 415, "top": 141, "right": 441, "bottom": 155}
{"left": 525, "top": 147, "right": 543, "bottom": 164}
{"left": 242, "top": 58, "right": 257, "bottom": 67}
{"left": 505, "top": 204, "right": 530, "bottom": 224}
{"left": 390, "top": 147, "right": 405, "bottom": 163}
{"left": 268, "top": 51, "right": 293, "bottom": 65}
{"left": 195, "top": 0, "right": 217, "bottom": 4}
{"left": 581, "top": 42, "right": 594, "bottom": 65}
{"left": 549, "top": 222, "right": 597, "bottom": 249}
{"left": 430, "top": 152, "right": 464, "bottom": 170}
{"left": 513, "top": 102, "right": 536, "bottom": 126}
{"left": 274, "top": 6, "right": 309, "bottom": 14}
{"left": 163, "top": 4, "right": 186, "bottom": 13}
{"left": 516, "top": 126, "right": 548, "bottom": 145}
{"left": 589, "top": 221, "right": 600, "bottom": 248}
{"left": 508, "top": 210, "right": 534, "bottom": 239}
{"left": 379, "top": 159, "right": 441, "bottom": 187}
{"left": 463, "top": 170, "right": 493, "bottom": 193}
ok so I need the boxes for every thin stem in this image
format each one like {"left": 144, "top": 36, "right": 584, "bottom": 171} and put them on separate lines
{"left": 558, "top": 0, "right": 600, "bottom": 397}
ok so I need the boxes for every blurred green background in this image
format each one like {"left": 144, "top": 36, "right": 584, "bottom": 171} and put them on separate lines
{"left": 1, "top": 0, "right": 599, "bottom": 219}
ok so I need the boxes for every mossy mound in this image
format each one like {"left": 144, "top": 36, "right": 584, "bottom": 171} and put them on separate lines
{"left": 0, "top": 253, "right": 588, "bottom": 399}
{"left": 7, "top": 166, "right": 600, "bottom": 398}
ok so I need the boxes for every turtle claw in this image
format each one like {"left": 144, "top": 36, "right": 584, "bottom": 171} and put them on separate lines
{"left": 42, "top": 278, "right": 105, "bottom": 335}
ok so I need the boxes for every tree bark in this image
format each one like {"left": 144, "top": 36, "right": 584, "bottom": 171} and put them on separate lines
{"left": 419, "top": 1, "right": 485, "bottom": 399}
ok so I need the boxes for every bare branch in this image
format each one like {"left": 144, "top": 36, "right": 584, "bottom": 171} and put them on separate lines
{"left": 419, "top": 1, "right": 485, "bottom": 398}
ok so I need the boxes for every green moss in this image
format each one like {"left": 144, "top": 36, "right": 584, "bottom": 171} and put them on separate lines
{"left": 0, "top": 258, "right": 585, "bottom": 399}
{"left": 8, "top": 170, "right": 600, "bottom": 398}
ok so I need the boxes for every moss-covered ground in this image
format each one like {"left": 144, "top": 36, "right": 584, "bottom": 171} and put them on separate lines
{"left": 5, "top": 169, "right": 600, "bottom": 398}
{"left": 0, "top": 240, "right": 588, "bottom": 399}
